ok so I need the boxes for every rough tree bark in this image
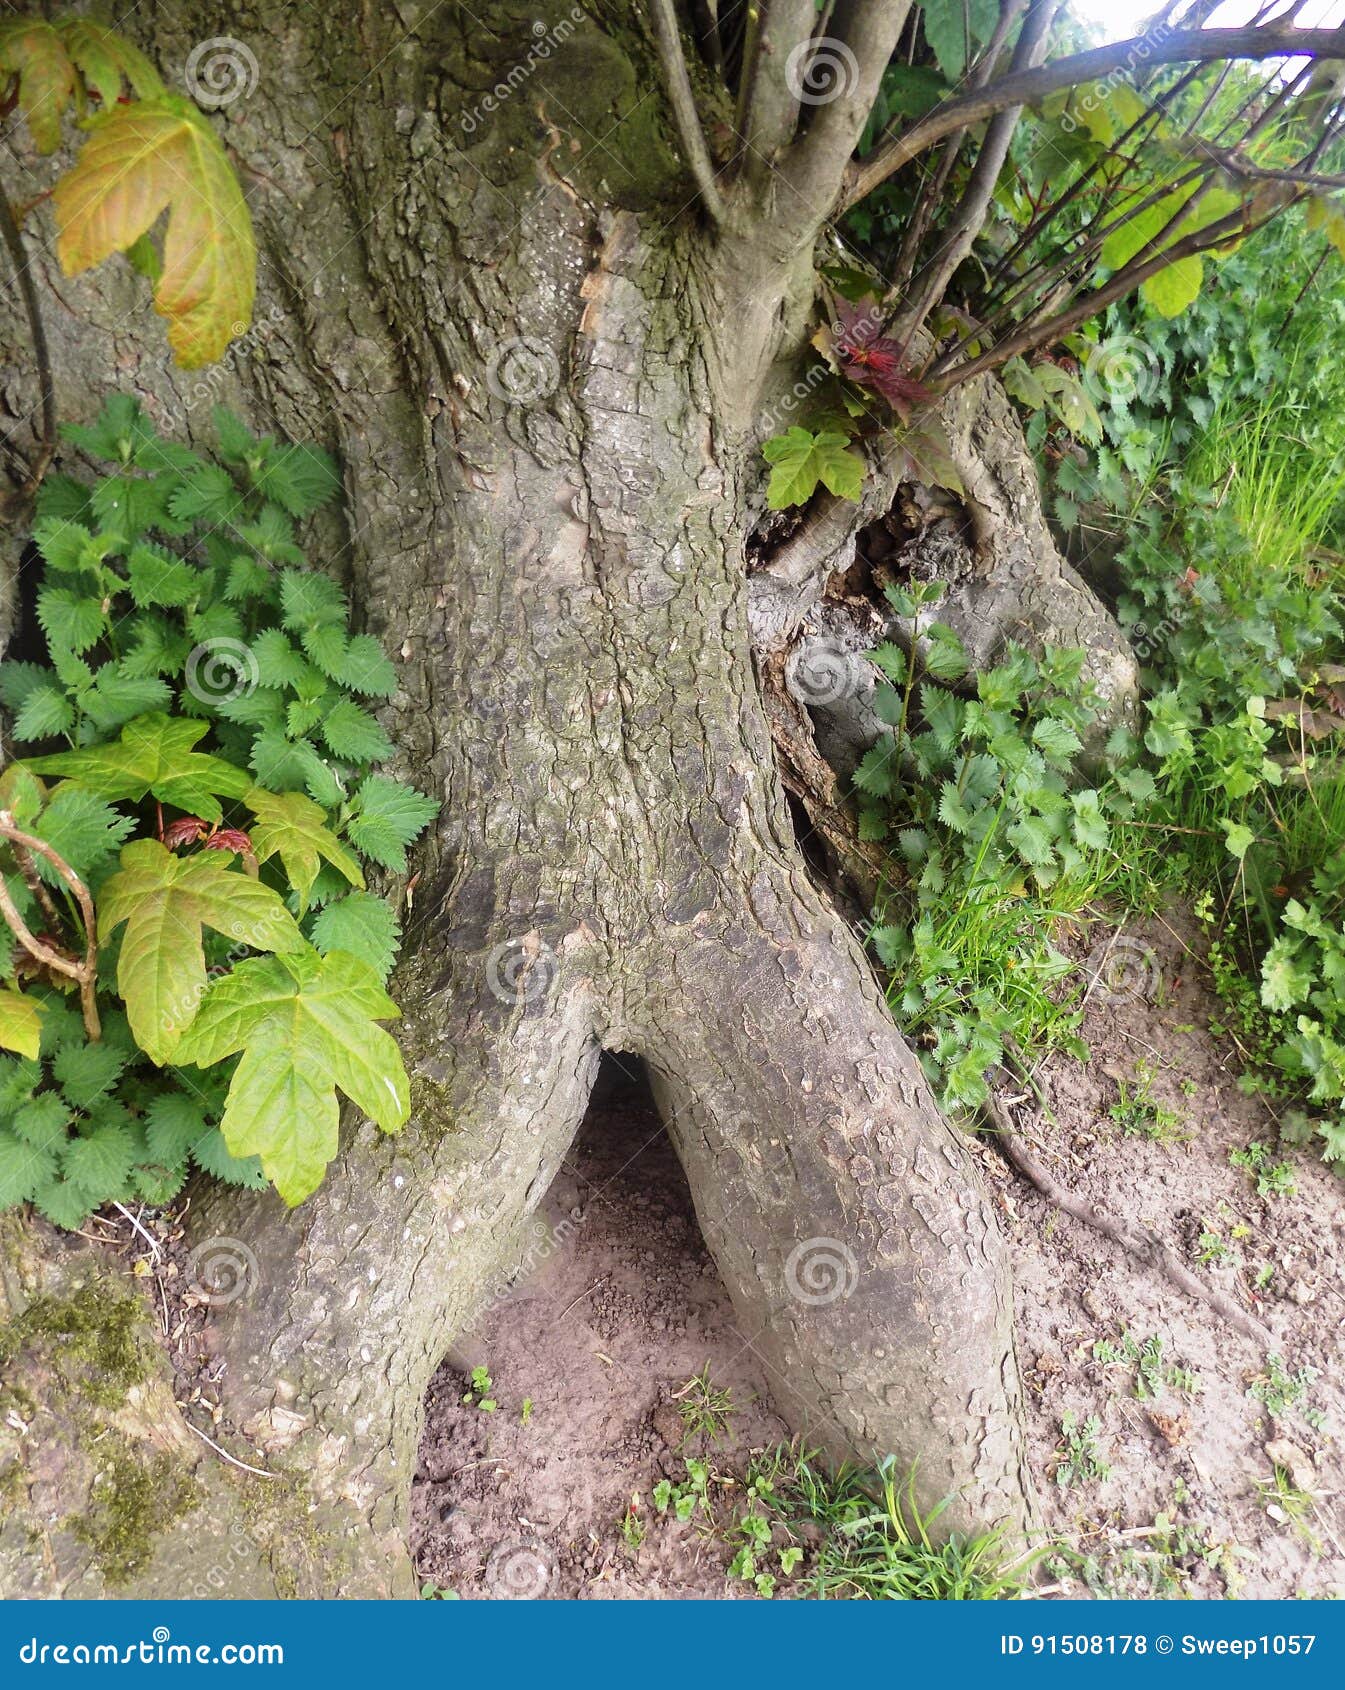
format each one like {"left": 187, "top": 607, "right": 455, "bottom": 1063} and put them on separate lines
{"left": 0, "top": 0, "right": 1124, "bottom": 1595}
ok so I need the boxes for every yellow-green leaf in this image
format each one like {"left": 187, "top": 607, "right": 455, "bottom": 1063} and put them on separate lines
{"left": 1141, "top": 254, "right": 1203, "bottom": 319}
{"left": 28, "top": 713, "right": 251, "bottom": 822}
{"left": 54, "top": 96, "right": 255, "bottom": 368}
{"left": 1306, "top": 193, "right": 1345, "bottom": 262}
{"left": 59, "top": 19, "right": 164, "bottom": 109}
{"left": 245, "top": 787, "right": 364, "bottom": 911}
{"left": 0, "top": 988, "right": 43, "bottom": 1060}
{"left": 97, "top": 838, "right": 305, "bottom": 1063}
{"left": 176, "top": 947, "right": 409, "bottom": 1205}
{"left": 0, "top": 20, "right": 77, "bottom": 153}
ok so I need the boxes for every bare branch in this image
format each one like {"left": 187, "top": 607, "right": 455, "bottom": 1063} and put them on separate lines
{"left": 932, "top": 190, "right": 1294, "bottom": 395}
{"left": 841, "top": 24, "right": 1345, "bottom": 213}
{"left": 650, "top": 0, "right": 727, "bottom": 224}
{"left": 0, "top": 811, "right": 102, "bottom": 1042}
{"left": 735, "top": 0, "right": 817, "bottom": 188}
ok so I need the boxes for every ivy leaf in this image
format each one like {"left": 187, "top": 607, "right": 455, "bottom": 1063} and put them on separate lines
{"left": 176, "top": 947, "right": 410, "bottom": 1205}
{"left": 97, "top": 837, "right": 306, "bottom": 1063}
{"left": 29, "top": 713, "right": 252, "bottom": 821}
{"left": 244, "top": 787, "right": 364, "bottom": 910}
{"left": 0, "top": 989, "right": 43, "bottom": 1060}
{"left": 53, "top": 95, "right": 256, "bottom": 368}
{"left": 762, "top": 427, "right": 865, "bottom": 510}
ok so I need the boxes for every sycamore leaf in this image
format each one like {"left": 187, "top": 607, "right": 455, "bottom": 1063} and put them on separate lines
{"left": 60, "top": 19, "right": 164, "bottom": 109}
{"left": 28, "top": 712, "right": 251, "bottom": 821}
{"left": 1141, "top": 254, "right": 1204, "bottom": 319}
{"left": 97, "top": 837, "right": 305, "bottom": 1063}
{"left": 762, "top": 427, "right": 864, "bottom": 510}
{"left": 1306, "top": 192, "right": 1345, "bottom": 262}
{"left": 176, "top": 946, "right": 409, "bottom": 1204}
{"left": 0, "top": 989, "right": 43, "bottom": 1060}
{"left": 0, "top": 20, "right": 76, "bottom": 153}
{"left": 54, "top": 95, "right": 255, "bottom": 368}
{"left": 244, "top": 787, "right": 364, "bottom": 910}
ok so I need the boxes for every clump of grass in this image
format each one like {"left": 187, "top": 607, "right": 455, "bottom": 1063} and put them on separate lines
{"left": 673, "top": 1365, "right": 738, "bottom": 1447}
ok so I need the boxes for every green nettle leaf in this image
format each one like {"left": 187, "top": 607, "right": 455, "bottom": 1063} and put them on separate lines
{"left": 762, "top": 427, "right": 865, "bottom": 509}
{"left": 28, "top": 713, "right": 252, "bottom": 821}
{"left": 97, "top": 838, "right": 306, "bottom": 1063}
{"left": 143, "top": 1091, "right": 209, "bottom": 1165}
{"left": 12, "top": 683, "right": 75, "bottom": 742}
{"left": 24, "top": 784, "right": 137, "bottom": 885}
{"left": 0, "top": 990, "right": 43, "bottom": 1060}
{"left": 64, "top": 1123, "right": 135, "bottom": 1194}
{"left": 53, "top": 1040, "right": 126, "bottom": 1109}
{"left": 308, "top": 892, "right": 402, "bottom": 982}
{"left": 245, "top": 787, "right": 364, "bottom": 910}
{"left": 176, "top": 947, "right": 410, "bottom": 1205}
{"left": 343, "top": 776, "right": 439, "bottom": 871}
{"left": 125, "top": 541, "right": 202, "bottom": 607}
{"left": 320, "top": 698, "right": 393, "bottom": 764}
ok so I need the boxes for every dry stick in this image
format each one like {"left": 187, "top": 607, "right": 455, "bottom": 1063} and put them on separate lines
{"left": 0, "top": 812, "right": 101, "bottom": 1041}
{"left": 981, "top": 1090, "right": 1275, "bottom": 1349}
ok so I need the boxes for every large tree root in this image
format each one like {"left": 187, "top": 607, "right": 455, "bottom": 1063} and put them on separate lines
{"left": 981, "top": 1092, "right": 1275, "bottom": 1349}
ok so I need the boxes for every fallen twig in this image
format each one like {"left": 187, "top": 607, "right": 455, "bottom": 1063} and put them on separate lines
{"left": 982, "top": 1089, "right": 1275, "bottom": 1349}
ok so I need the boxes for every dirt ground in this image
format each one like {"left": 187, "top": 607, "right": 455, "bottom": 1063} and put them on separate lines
{"left": 411, "top": 912, "right": 1344, "bottom": 1600}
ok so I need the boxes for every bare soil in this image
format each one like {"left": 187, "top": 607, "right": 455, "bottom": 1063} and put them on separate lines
{"left": 411, "top": 912, "right": 1344, "bottom": 1601}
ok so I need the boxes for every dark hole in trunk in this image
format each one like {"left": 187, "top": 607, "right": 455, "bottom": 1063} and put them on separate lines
{"left": 411, "top": 1053, "right": 788, "bottom": 1598}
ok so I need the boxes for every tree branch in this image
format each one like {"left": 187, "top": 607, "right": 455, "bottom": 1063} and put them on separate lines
{"left": 841, "top": 24, "right": 1345, "bottom": 213}
{"left": 0, "top": 812, "right": 101, "bottom": 1042}
{"left": 735, "top": 0, "right": 817, "bottom": 189}
{"left": 650, "top": 0, "right": 727, "bottom": 225}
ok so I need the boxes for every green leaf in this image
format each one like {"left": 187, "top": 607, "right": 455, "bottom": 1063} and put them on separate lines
{"left": 64, "top": 1122, "right": 135, "bottom": 1194}
{"left": 0, "top": 1127, "right": 55, "bottom": 1207}
{"left": 24, "top": 784, "right": 136, "bottom": 885}
{"left": 0, "top": 990, "right": 43, "bottom": 1060}
{"left": 1142, "top": 255, "right": 1204, "bottom": 319}
{"left": 1221, "top": 819, "right": 1255, "bottom": 860}
{"left": 97, "top": 837, "right": 306, "bottom": 1063}
{"left": 29, "top": 713, "right": 252, "bottom": 822}
{"left": 343, "top": 776, "right": 439, "bottom": 873}
{"left": 0, "top": 19, "right": 77, "bottom": 153}
{"left": 12, "top": 683, "right": 75, "bottom": 742}
{"left": 280, "top": 569, "right": 347, "bottom": 631}
{"left": 53, "top": 1040, "right": 126, "bottom": 1109}
{"left": 36, "top": 585, "right": 106, "bottom": 655}
{"left": 308, "top": 892, "right": 401, "bottom": 982}
{"left": 319, "top": 699, "right": 392, "bottom": 764}
{"left": 762, "top": 427, "right": 864, "bottom": 509}
{"left": 335, "top": 634, "right": 399, "bottom": 698}
{"left": 245, "top": 787, "right": 364, "bottom": 910}
{"left": 1032, "top": 716, "right": 1083, "bottom": 767}
{"left": 143, "top": 1091, "right": 210, "bottom": 1165}
{"left": 176, "top": 947, "right": 409, "bottom": 1204}
{"left": 54, "top": 96, "right": 256, "bottom": 368}
{"left": 189, "top": 1125, "right": 268, "bottom": 1188}
{"left": 125, "top": 541, "right": 201, "bottom": 607}
{"left": 255, "top": 443, "right": 340, "bottom": 517}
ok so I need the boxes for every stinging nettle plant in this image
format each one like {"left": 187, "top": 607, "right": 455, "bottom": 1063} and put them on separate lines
{"left": 0, "top": 397, "right": 437, "bottom": 1226}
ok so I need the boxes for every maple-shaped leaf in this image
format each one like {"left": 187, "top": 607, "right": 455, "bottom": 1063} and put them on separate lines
{"left": 0, "top": 20, "right": 77, "bottom": 153}
{"left": 762, "top": 427, "right": 865, "bottom": 510}
{"left": 59, "top": 19, "right": 164, "bottom": 109}
{"left": 176, "top": 946, "right": 409, "bottom": 1205}
{"left": 832, "top": 297, "right": 933, "bottom": 422}
{"left": 97, "top": 837, "right": 306, "bottom": 1064}
{"left": 244, "top": 787, "right": 364, "bottom": 911}
{"left": 28, "top": 712, "right": 251, "bottom": 821}
{"left": 54, "top": 95, "right": 256, "bottom": 368}
{"left": 0, "top": 989, "right": 43, "bottom": 1061}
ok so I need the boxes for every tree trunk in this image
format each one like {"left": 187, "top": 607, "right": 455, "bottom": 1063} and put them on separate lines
{"left": 1, "top": 0, "right": 1036, "bottom": 1596}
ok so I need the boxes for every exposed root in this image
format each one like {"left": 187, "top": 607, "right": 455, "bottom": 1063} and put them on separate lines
{"left": 981, "top": 1091, "right": 1276, "bottom": 1349}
